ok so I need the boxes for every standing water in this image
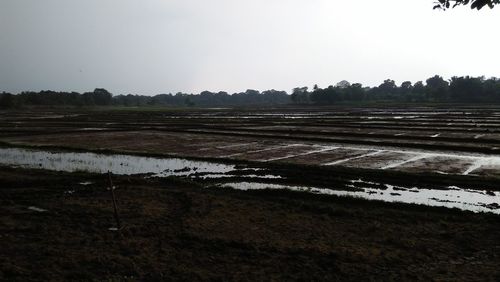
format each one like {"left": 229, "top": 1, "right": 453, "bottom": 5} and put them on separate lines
{"left": 0, "top": 147, "right": 236, "bottom": 177}
{"left": 0, "top": 147, "right": 498, "bottom": 214}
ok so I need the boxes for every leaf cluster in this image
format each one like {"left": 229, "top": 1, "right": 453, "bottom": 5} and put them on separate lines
{"left": 434, "top": 0, "right": 499, "bottom": 10}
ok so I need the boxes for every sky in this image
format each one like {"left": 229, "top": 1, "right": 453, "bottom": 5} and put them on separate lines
{"left": 0, "top": 0, "right": 498, "bottom": 95}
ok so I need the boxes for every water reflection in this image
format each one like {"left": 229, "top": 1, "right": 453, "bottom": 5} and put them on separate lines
{"left": 219, "top": 181, "right": 500, "bottom": 214}
{"left": 0, "top": 147, "right": 236, "bottom": 177}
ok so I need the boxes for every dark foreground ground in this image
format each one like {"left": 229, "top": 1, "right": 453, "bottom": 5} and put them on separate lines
{"left": 1, "top": 167, "right": 500, "bottom": 281}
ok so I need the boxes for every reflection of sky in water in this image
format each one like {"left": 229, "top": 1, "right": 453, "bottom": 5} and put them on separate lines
{"left": 220, "top": 181, "right": 500, "bottom": 214}
{"left": 1, "top": 147, "right": 499, "bottom": 214}
{"left": 0, "top": 148, "right": 235, "bottom": 177}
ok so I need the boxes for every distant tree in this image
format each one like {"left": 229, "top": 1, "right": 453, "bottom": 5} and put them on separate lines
{"left": 405, "top": 81, "right": 425, "bottom": 102}
{"left": 400, "top": 81, "right": 413, "bottom": 93}
{"left": 336, "top": 80, "right": 351, "bottom": 89}
{"left": 377, "top": 79, "right": 397, "bottom": 99}
{"left": 449, "top": 76, "right": 484, "bottom": 102}
{"left": 291, "top": 87, "right": 309, "bottom": 104}
{"left": 434, "top": 0, "right": 499, "bottom": 10}
{"left": 413, "top": 81, "right": 425, "bottom": 94}
{"left": 92, "top": 88, "right": 113, "bottom": 105}
{"left": 261, "top": 89, "right": 290, "bottom": 104}
{"left": 245, "top": 89, "right": 260, "bottom": 96}
{"left": 310, "top": 87, "right": 325, "bottom": 104}
{"left": 482, "top": 77, "right": 500, "bottom": 102}
{"left": 310, "top": 85, "right": 345, "bottom": 104}
{"left": 116, "top": 94, "right": 151, "bottom": 107}
{"left": 0, "top": 93, "right": 15, "bottom": 108}
{"left": 426, "top": 75, "right": 449, "bottom": 101}
{"left": 184, "top": 97, "right": 195, "bottom": 107}
{"left": 346, "top": 83, "right": 365, "bottom": 101}
{"left": 200, "top": 90, "right": 214, "bottom": 96}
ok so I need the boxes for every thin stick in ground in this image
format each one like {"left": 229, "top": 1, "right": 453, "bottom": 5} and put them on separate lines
{"left": 108, "top": 171, "right": 121, "bottom": 230}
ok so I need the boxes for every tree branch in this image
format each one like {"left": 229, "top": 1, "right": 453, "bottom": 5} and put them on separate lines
{"left": 434, "top": 0, "right": 499, "bottom": 10}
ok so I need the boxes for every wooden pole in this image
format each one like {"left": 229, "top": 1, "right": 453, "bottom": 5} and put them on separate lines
{"left": 108, "top": 171, "right": 121, "bottom": 230}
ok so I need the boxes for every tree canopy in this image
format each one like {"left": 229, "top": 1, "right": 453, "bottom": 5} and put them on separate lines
{"left": 435, "top": 0, "right": 499, "bottom": 10}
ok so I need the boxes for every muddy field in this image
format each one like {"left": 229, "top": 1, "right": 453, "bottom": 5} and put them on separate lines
{"left": 1, "top": 167, "right": 500, "bottom": 281}
{"left": 1, "top": 105, "right": 500, "bottom": 280}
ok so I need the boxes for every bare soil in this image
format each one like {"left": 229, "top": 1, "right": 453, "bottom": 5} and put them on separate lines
{"left": 1, "top": 167, "right": 500, "bottom": 281}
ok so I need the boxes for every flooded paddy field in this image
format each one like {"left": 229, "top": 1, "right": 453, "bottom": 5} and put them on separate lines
{"left": 0, "top": 106, "right": 500, "bottom": 191}
{"left": 1, "top": 106, "right": 500, "bottom": 178}
{"left": 0, "top": 147, "right": 498, "bottom": 214}
{"left": 1, "top": 106, "right": 500, "bottom": 280}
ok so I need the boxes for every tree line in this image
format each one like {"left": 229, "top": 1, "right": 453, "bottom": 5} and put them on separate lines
{"left": 294, "top": 76, "right": 500, "bottom": 105}
{"left": 0, "top": 88, "right": 113, "bottom": 109}
{"left": 113, "top": 89, "right": 289, "bottom": 107}
{"left": 1, "top": 75, "right": 499, "bottom": 109}
{"left": 0, "top": 88, "right": 289, "bottom": 108}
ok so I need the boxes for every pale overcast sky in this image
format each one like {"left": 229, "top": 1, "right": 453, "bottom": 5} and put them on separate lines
{"left": 0, "top": 0, "right": 498, "bottom": 95}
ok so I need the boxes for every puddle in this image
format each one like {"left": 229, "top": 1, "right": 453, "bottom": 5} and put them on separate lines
{"left": 23, "top": 114, "right": 81, "bottom": 120}
{"left": 28, "top": 206, "right": 48, "bottom": 212}
{"left": 0, "top": 147, "right": 278, "bottom": 179}
{"left": 220, "top": 181, "right": 500, "bottom": 214}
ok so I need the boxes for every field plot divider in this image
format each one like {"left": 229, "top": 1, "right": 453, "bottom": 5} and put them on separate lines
{"left": 262, "top": 146, "right": 340, "bottom": 162}
{"left": 322, "top": 150, "right": 386, "bottom": 166}
{"left": 220, "top": 144, "right": 302, "bottom": 158}
{"left": 381, "top": 154, "right": 431, "bottom": 170}
{"left": 461, "top": 157, "right": 500, "bottom": 175}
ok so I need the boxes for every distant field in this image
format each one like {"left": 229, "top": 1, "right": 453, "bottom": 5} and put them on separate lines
{"left": 2, "top": 105, "right": 500, "bottom": 176}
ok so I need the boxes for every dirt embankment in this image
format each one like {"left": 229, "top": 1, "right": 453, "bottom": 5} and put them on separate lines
{"left": 1, "top": 167, "right": 500, "bottom": 281}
